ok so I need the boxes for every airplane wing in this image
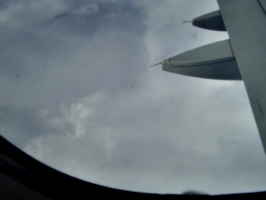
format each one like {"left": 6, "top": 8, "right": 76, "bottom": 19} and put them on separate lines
{"left": 217, "top": 0, "right": 266, "bottom": 153}
{"left": 160, "top": 0, "right": 266, "bottom": 154}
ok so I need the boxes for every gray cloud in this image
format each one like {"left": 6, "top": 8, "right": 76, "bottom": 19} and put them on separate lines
{"left": 0, "top": 0, "right": 266, "bottom": 195}
{"left": 47, "top": 1, "right": 146, "bottom": 36}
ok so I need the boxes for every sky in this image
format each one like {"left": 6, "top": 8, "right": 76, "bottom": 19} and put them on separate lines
{"left": 0, "top": 0, "right": 266, "bottom": 195}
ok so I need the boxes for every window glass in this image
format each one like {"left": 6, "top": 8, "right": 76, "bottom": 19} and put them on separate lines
{"left": 1, "top": 0, "right": 265, "bottom": 194}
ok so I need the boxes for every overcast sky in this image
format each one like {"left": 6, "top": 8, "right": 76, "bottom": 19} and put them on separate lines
{"left": 1, "top": 0, "right": 266, "bottom": 195}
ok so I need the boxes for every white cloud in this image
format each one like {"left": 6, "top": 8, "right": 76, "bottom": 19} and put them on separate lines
{"left": 59, "top": 91, "right": 104, "bottom": 137}
{"left": 72, "top": 4, "right": 99, "bottom": 15}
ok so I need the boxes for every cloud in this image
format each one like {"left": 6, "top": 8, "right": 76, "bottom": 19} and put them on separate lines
{"left": 48, "top": 1, "right": 146, "bottom": 36}
{"left": 0, "top": 0, "right": 68, "bottom": 29}
{"left": 1, "top": 0, "right": 266, "bottom": 195}
{"left": 72, "top": 4, "right": 99, "bottom": 15}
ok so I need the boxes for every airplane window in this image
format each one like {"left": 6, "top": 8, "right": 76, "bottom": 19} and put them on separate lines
{"left": 1, "top": 0, "right": 266, "bottom": 195}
